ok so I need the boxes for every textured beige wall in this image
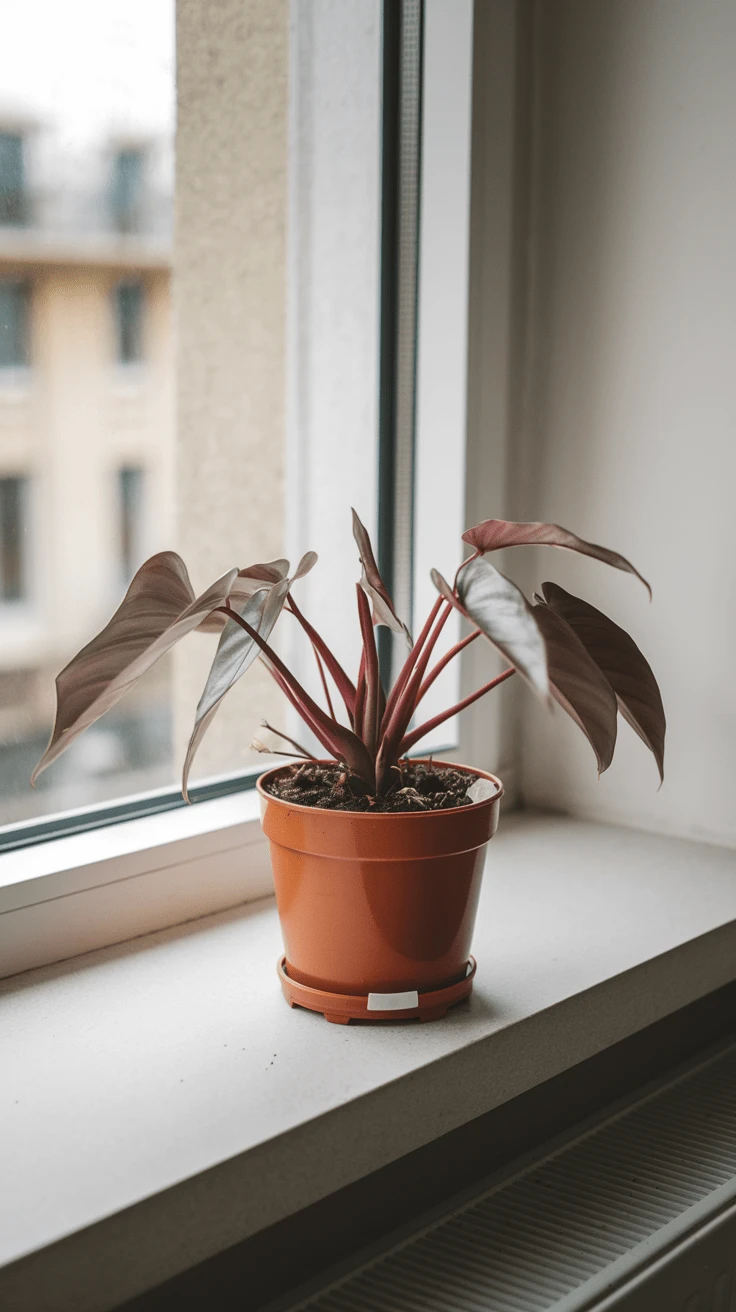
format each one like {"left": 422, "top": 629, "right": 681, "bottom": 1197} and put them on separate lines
{"left": 174, "top": 0, "right": 288, "bottom": 780}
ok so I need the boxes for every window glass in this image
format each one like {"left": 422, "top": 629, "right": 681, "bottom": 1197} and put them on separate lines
{"left": 0, "top": 132, "right": 26, "bottom": 226}
{"left": 0, "top": 476, "right": 27, "bottom": 601}
{"left": 117, "top": 465, "right": 144, "bottom": 581}
{"left": 0, "top": 2, "right": 397, "bottom": 831}
{"left": 110, "top": 148, "right": 145, "bottom": 234}
{"left": 113, "top": 281, "right": 144, "bottom": 363}
{"left": 0, "top": 280, "right": 29, "bottom": 367}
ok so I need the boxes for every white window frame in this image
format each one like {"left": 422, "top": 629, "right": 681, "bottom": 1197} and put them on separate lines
{"left": 0, "top": 0, "right": 521, "bottom": 981}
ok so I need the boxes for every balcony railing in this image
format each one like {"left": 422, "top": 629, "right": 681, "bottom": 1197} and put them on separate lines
{"left": 0, "top": 183, "right": 172, "bottom": 244}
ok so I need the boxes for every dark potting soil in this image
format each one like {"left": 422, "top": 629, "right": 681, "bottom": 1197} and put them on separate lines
{"left": 263, "top": 761, "right": 477, "bottom": 813}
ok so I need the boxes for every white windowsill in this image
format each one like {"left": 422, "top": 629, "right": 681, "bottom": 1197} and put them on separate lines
{"left": 0, "top": 790, "right": 273, "bottom": 978}
{"left": 1, "top": 812, "right": 735, "bottom": 1312}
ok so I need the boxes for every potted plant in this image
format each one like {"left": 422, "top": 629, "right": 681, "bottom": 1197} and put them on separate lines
{"left": 32, "top": 512, "right": 664, "bottom": 1023}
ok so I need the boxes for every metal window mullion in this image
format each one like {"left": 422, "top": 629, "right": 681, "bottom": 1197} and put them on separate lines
{"left": 378, "top": 0, "right": 424, "bottom": 679}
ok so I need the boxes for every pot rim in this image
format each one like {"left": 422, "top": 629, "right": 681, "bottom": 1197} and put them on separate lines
{"left": 256, "top": 758, "right": 503, "bottom": 820}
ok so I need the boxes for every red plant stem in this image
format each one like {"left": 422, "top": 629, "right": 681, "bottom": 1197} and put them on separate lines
{"left": 356, "top": 584, "right": 380, "bottom": 754}
{"left": 260, "top": 656, "right": 343, "bottom": 761}
{"left": 374, "top": 603, "right": 453, "bottom": 792}
{"left": 285, "top": 596, "right": 356, "bottom": 721}
{"left": 453, "top": 549, "right": 479, "bottom": 589}
{"left": 259, "top": 720, "right": 318, "bottom": 760}
{"left": 379, "top": 602, "right": 452, "bottom": 751}
{"left": 254, "top": 745, "right": 311, "bottom": 760}
{"left": 312, "top": 645, "right": 336, "bottom": 720}
{"left": 399, "top": 666, "right": 516, "bottom": 756}
{"left": 380, "top": 597, "right": 445, "bottom": 733}
{"left": 417, "top": 629, "right": 481, "bottom": 702}
{"left": 215, "top": 606, "right": 373, "bottom": 781}
{"left": 354, "top": 650, "right": 366, "bottom": 739}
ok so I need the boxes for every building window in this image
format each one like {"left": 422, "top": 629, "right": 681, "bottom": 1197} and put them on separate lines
{"left": 110, "top": 147, "right": 145, "bottom": 234}
{"left": 118, "top": 466, "right": 144, "bottom": 581}
{"left": 113, "top": 280, "right": 144, "bottom": 364}
{"left": 0, "top": 131, "right": 27, "bottom": 226}
{"left": 0, "top": 476, "right": 27, "bottom": 601}
{"left": 0, "top": 279, "right": 30, "bottom": 368}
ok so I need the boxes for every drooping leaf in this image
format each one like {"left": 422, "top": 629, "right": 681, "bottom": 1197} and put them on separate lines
{"left": 461, "top": 519, "right": 651, "bottom": 597}
{"left": 182, "top": 584, "right": 287, "bottom": 799}
{"left": 32, "top": 553, "right": 238, "bottom": 783}
{"left": 435, "top": 557, "right": 550, "bottom": 699}
{"left": 197, "top": 559, "right": 290, "bottom": 633}
{"left": 181, "top": 553, "right": 318, "bottom": 798}
{"left": 352, "top": 508, "right": 412, "bottom": 644}
{"left": 532, "top": 602, "right": 618, "bottom": 773}
{"left": 540, "top": 582, "right": 665, "bottom": 782}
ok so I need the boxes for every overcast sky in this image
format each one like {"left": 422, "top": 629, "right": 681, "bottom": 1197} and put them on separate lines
{"left": 0, "top": 0, "right": 174, "bottom": 151}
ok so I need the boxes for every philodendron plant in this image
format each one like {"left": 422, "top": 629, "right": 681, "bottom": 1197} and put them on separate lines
{"left": 32, "top": 511, "right": 665, "bottom": 798}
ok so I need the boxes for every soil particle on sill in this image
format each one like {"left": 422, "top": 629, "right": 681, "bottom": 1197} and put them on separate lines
{"left": 262, "top": 761, "right": 476, "bottom": 813}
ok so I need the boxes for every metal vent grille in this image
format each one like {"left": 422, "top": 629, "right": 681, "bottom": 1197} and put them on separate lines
{"left": 290, "top": 1043, "right": 736, "bottom": 1311}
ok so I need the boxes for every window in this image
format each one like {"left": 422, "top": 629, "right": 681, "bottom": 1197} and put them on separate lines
{"left": 110, "top": 147, "right": 145, "bottom": 234}
{"left": 0, "top": 476, "right": 27, "bottom": 601}
{"left": 0, "top": 131, "right": 26, "bottom": 226}
{"left": 0, "top": 279, "right": 29, "bottom": 368}
{"left": 117, "top": 466, "right": 144, "bottom": 581}
{"left": 0, "top": 0, "right": 731, "bottom": 980}
{"left": 113, "top": 280, "right": 144, "bottom": 363}
{"left": 0, "top": 0, "right": 476, "bottom": 844}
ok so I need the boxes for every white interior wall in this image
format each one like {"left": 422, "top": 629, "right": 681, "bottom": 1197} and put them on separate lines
{"left": 516, "top": 0, "right": 736, "bottom": 847}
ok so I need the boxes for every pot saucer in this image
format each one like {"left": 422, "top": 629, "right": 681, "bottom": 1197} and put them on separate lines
{"left": 277, "top": 955, "right": 476, "bottom": 1024}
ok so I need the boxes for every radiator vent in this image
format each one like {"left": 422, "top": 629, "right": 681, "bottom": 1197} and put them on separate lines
{"left": 289, "top": 1042, "right": 736, "bottom": 1312}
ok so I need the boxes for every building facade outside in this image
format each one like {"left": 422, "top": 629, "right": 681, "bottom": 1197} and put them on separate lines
{"left": 0, "top": 1, "right": 175, "bottom": 824}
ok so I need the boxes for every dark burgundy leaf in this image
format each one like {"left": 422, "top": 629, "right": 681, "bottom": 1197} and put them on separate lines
{"left": 181, "top": 553, "right": 318, "bottom": 797}
{"left": 461, "top": 519, "right": 651, "bottom": 597}
{"left": 352, "top": 508, "right": 411, "bottom": 643}
{"left": 436, "top": 558, "right": 549, "bottom": 699}
{"left": 356, "top": 584, "right": 382, "bottom": 755}
{"left": 197, "top": 558, "right": 290, "bottom": 633}
{"left": 540, "top": 582, "right": 665, "bottom": 782}
{"left": 32, "top": 554, "right": 238, "bottom": 783}
{"left": 533, "top": 603, "right": 618, "bottom": 773}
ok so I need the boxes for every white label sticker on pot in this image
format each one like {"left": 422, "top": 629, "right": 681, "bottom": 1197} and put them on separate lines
{"left": 367, "top": 989, "right": 419, "bottom": 1012}
{"left": 466, "top": 777, "right": 497, "bottom": 804}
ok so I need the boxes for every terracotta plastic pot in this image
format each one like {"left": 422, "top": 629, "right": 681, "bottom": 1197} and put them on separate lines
{"left": 257, "top": 761, "right": 503, "bottom": 1000}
